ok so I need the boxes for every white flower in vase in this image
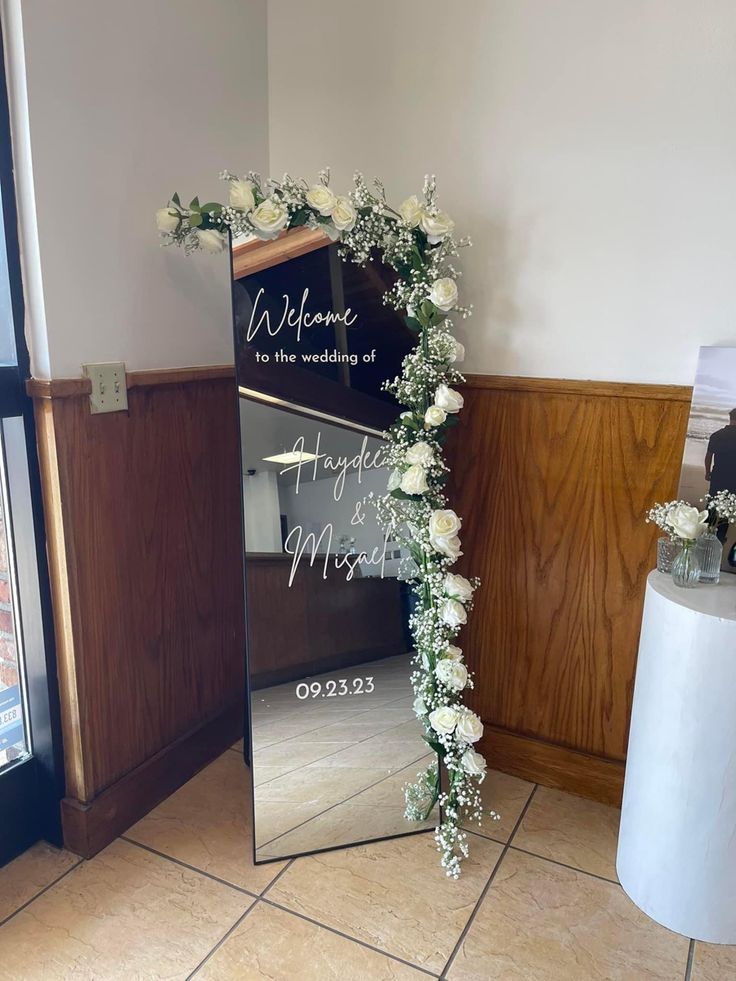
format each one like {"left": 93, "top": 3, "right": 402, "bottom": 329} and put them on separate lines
{"left": 420, "top": 209, "right": 455, "bottom": 244}
{"left": 429, "top": 705, "right": 459, "bottom": 736}
{"left": 424, "top": 405, "right": 447, "bottom": 428}
{"left": 250, "top": 198, "right": 289, "bottom": 237}
{"left": 456, "top": 709, "right": 483, "bottom": 744}
{"left": 439, "top": 597, "right": 467, "bottom": 628}
{"left": 155, "top": 207, "right": 179, "bottom": 234}
{"left": 434, "top": 383, "right": 464, "bottom": 413}
{"left": 306, "top": 184, "right": 337, "bottom": 216}
{"left": 331, "top": 196, "right": 357, "bottom": 232}
{"left": 195, "top": 229, "right": 227, "bottom": 254}
{"left": 668, "top": 503, "right": 709, "bottom": 541}
{"left": 444, "top": 573, "right": 474, "bottom": 603}
{"left": 405, "top": 441, "right": 434, "bottom": 467}
{"left": 435, "top": 659, "right": 468, "bottom": 691}
{"left": 229, "top": 179, "right": 255, "bottom": 211}
{"left": 398, "top": 194, "right": 423, "bottom": 227}
{"left": 461, "top": 748, "right": 487, "bottom": 777}
{"left": 428, "top": 277, "right": 458, "bottom": 312}
{"left": 400, "top": 464, "right": 429, "bottom": 495}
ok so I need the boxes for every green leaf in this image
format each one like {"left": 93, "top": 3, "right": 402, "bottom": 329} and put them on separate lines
{"left": 422, "top": 734, "right": 443, "bottom": 755}
{"left": 404, "top": 316, "right": 421, "bottom": 333}
{"left": 444, "top": 414, "right": 460, "bottom": 428}
{"left": 290, "top": 209, "right": 310, "bottom": 227}
{"left": 188, "top": 212, "right": 203, "bottom": 227}
{"left": 390, "top": 488, "right": 419, "bottom": 501}
{"left": 171, "top": 192, "right": 181, "bottom": 207}
{"left": 189, "top": 196, "right": 200, "bottom": 211}
{"left": 200, "top": 202, "right": 223, "bottom": 215}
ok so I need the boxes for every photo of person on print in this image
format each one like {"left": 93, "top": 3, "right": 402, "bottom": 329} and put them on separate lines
{"left": 678, "top": 346, "right": 736, "bottom": 568}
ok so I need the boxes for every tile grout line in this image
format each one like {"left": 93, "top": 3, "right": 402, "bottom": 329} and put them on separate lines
{"left": 186, "top": 903, "right": 259, "bottom": 980}
{"left": 120, "top": 836, "right": 260, "bottom": 901}
{"left": 260, "top": 857, "right": 295, "bottom": 898}
{"left": 684, "top": 938, "right": 695, "bottom": 980}
{"left": 260, "top": 894, "right": 439, "bottom": 978}
{"left": 439, "top": 784, "right": 540, "bottom": 979}
{"left": 256, "top": 750, "right": 433, "bottom": 852}
{"left": 505, "top": 842, "right": 620, "bottom": 886}
{"left": 0, "top": 857, "right": 85, "bottom": 930}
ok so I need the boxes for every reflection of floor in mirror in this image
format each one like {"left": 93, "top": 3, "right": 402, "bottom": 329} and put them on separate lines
{"left": 250, "top": 653, "right": 437, "bottom": 856}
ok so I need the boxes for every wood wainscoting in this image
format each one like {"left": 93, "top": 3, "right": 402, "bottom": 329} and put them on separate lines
{"left": 29, "top": 366, "right": 245, "bottom": 856}
{"left": 447, "top": 375, "right": 691, "bottom": 805}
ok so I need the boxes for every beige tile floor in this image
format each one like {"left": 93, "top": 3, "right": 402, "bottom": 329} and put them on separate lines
{"left": 2, "top": 750, "right": 733, "bottom": 979}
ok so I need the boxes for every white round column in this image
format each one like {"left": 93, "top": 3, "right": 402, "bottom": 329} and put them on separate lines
{"left": 617, "top": 571, "right": 736, "bottom": 943}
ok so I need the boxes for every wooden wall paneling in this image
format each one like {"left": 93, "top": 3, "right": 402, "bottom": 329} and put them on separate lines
{"left": 447, "top": 376, "right": 690, "bottom": 801}
{"left": 31, "top": 371, "right": 247, "bottom": 854}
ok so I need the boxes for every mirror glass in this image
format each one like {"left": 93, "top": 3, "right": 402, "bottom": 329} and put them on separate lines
{"left": 232, "top": 231, "right": 438, "bottom": 862}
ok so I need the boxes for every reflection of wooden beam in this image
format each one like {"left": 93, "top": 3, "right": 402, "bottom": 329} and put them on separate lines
{"left": 232, "top": 227, "right": 331, "bottom": 280}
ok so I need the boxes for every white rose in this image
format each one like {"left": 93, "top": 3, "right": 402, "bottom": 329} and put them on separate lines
{"left": 428, "top": 705, "right": 459, "bottom": 736}
{"left": 331, "top": 196, "right": 356, "bottom": 232}
{"left": 250, "top": 198, "right": 289, "bottom": 237}
{"left": 428, "top": 277, "right": 458, "bottom": 312}
{"left": 229, "top": 179, "right": 255, "bottom": 211}
{"left": 306, "top": 184, "right": 336, "bottom": 216}
{"left": 448, "top": 338, "right": 465, "bottom": 363}
{"left": 668, "top": 503, "right": 709, "bottom": 541}
{"left": 424, "top": 405, "right": 447, "bottom": 428}
{"left": 400, "top": 464, "right": 429, "bottom": 495}
{"left": 399, "top": 194, "right": 423, "bottom": 227}
{"left": 434, "top": 384, "right": 464, "bottom": 414}
{"left": 405, "top": 441, "right": 434, "bottom": 467}
{"left": 420, "top": 209, "right": 455, "bottom": 244}
{"left": 432, "top": 535, "right": 463, "bottom": 562}
{"left": 155, "top": 207, "right": 179, "bottom": 234}
{"left": 195, "top": 229, "right": 227, "bottom": 254}
{"left": 456, "top": 710, "right": 483, "bottom": 744}
{"left": 462, "top": 749, "right": 487, "bottom": 777}
{"left": 429, "top": 509, "right": 462, "bottom": 540}
{"left": 440, "top": 598, "right": 467, "bottom": 628}
{"left": 435, "top": 659, "right": 468, "bottom": 691}
{"left": 445, "top": 645, "right": 463, "bottom": 661}
{"left": 413, "top": 696, "right": 427, "bottom": 717}
{"left": 444, "top": 573, "right": 474, "bottom": 603}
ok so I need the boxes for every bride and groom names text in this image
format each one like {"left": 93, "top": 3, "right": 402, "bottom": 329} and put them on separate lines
{"left": 280, "top": 433, "right": 392, "bottom": 586}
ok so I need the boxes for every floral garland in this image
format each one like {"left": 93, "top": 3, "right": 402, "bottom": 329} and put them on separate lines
{"left": 155, "top": 170, "right": 497, "bottom": 877}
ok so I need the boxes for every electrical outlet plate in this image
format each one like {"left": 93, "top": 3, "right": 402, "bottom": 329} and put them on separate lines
{"left": 82, "top": 362, "right": 128, "bottom": 414}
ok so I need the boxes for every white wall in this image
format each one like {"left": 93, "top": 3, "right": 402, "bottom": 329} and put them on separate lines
{"left": 243, "top": 471, "right": 282, "bottom": 552}
{"left": 267, "top": 0, "right": 736, "bottom": 385}
{"left": 3, "top": 0, "right": 268, "bottom": 378}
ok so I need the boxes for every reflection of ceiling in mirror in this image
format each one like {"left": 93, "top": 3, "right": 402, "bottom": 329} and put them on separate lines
{"left": 239, "top": 396, "right": 386, "bottom": 486}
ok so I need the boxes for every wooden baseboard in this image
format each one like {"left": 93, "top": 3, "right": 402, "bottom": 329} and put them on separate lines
{"left": 61, "top": 702, "right": 244, "bottom": 858}
{"left": 481, "top": 725, "right": 625, "bottom": 807}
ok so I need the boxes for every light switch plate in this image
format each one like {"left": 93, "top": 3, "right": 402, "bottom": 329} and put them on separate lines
{"left": 82, "top": 362, "right": 128, "bottom": 414}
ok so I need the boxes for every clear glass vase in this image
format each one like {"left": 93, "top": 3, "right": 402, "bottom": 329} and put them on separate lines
{"left": 695, "top": 531, "right": 723, "bottom": 585}
{"left": 671, "top": 541, "right": 701, "bottom": 588}
{"left": 656, "top": 537, "right": 681, "bottom": 574}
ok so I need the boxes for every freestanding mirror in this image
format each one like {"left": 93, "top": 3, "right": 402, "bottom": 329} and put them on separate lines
{"left": 231, "top": 229, "right": 438, "bottom": 862}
